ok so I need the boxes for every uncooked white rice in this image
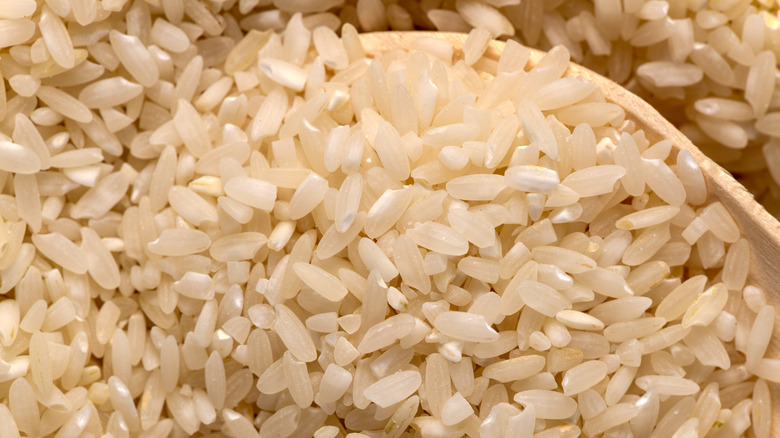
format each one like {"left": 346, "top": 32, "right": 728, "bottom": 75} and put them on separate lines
{"left": 0, "top": 2, "right": 777, "bottom": 438}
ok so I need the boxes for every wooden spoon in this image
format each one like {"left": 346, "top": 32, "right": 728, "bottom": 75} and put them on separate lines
{"left": 359, "top": 30, "right": 780, "bottom": 427}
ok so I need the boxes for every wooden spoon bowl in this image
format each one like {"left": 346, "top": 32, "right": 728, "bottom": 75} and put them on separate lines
{"left": 359, "top": 31, "right": 780, "bottom": 431}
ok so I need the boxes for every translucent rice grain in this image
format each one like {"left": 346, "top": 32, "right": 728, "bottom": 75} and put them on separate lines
{"left": 683, "top": 327, "right": 730, "bottom": 369}
{"left": 168, "top": 186, "right": 218, "bottom": 226}
{"left": 161, "top": 335, "right": 180, "bottom": 393}
{"left": 70, "top": 171, "right": 129, "bottom": 219}
{"left": 517, "top": 100, "right": 558, "bottom": 159}
{"left": 639, "top": 324, "right": 690, "bottom": 355}
{"left": 357, "top": 314, "right": 415, "bottom": 354}
{"left": 745, "top": 51, "right": 776, "bottom": 118}
{"left": 483, "top": 355, "right": 545, "bottom": 383}
{"left": 448, "top": 208, "right": 496, "bottom": 249}
{"left": 224, "top": 176, "right": 277, "bottom": 211}
{"left": 317, "top": 212, "right": 366, "bottom": 260}
{"left": 293, "top": 263, "right": 349, "bottom": 302}
{"left": 173, "top": 99, "right": 211, "bottom": 158}
{"left": 752, "top": 379, "right": 771, "bottom": 438}
{"left": 643, "top": 159, "right": 686, "bottom": 206}
{"left": 438, "top": 146, "right": 469, "bottom": 171}
{"left": 357, "top": 238, "right": 398, "bottom": 282}
{"left": 446, "top": 174, "right": 507, "bottom": 201}
{"left": 746, "top": 305, "right": 775, "bottom": 369}
{"left": 80, "top": 227, "right": 120, "bottom": 290}
{"left": 699, "top": 202, "right": 740, "bottom": 243}
{"left": 313, "top": 26, "right": 348, "bottom": 70}
{"left": 147, "top": 228, "right": 211, "bottom": 256}
{"left": 604, "top": 317, "right": 666, "bottom": 343}
{"left": 0, "top": 141, "right": 42, "bottom": 174}
{"left": 622, "top": 223, "right": 671, "bottom": 266}
{"left": 151, "top": 18, "right": 191, "bottom": 53}
{"left": 274, "top": 304, "right": 317, "bottom": 362}
{"left": 289, "top": 173, "right": 328, "bottom": 220}
{"left": 36, "top": 86, "right": 93, "bottom": 124}
{"left": 555, "top": 310, "right": 604, "bottom": 331}
{"left": 455, "top": 0, "right": 514, "bottom": 37}
{"left": 691, "top": 382, "right": 720, "bottom": 437}
{"left": 750, "top": 359, "right": 780, "bottom": 383}
{"left": 109, "top": 30, "right": 160, "bottom": 87}
{"left": 15, "top": 78, "right": 46, "bottom": 107}
{"left": 32, "top": 232, "right": 88, "bottom": 274}
{"left": 166, "top": 390, "right": 200, "bottom": 434}
{"left": 111, "top": 328, "right": 131, "bottom": 384}
{"left": 335, "top": 174, "right": 363, "bottom": 232}
{"left": 463, "top": 27, "right": 491, "bottom": 66}
{"left": 363, "top": 370, "right": 421, "bottom": 408}
{"left": 505, "top": 165, "right": 560, "bottom": 194}
{"left": 582, "top": 403, "right": 639, "bottom": 436}
{"left": 682, "top": 283, "right": 728, "bottom": 328}
{"left": 616, "top": 205, "right": 679, "bottom": 230}
{"left": 173, "top": 272, "right": 215, "bottom": 300}
{"left": 562, "top": 165, "right": 625, "bottom": 197}
{"left": 373, "top": 121, "right": 411, "bottom": 181}
{"left": 8, "top": 377, "right": 38, "bottom": 435}
{"left": 743, "top": 286, "right": 767, "bottom": 313}
{"left": 29, "top": 331, "right": 53, "bottom": 394}
{"left": 407, "top": 222, "right": 469, "bottom": 256}
{"left": 195, "top": 77, "right": 233, "bottom": 113}
{"left": 317, "top": 364, "right": 352, "bottom": 404}
{"left": 441, "top": 393, "right": 473, "bottom": 426}
{"left": 561, "top": 360, "right": 608, "bottom": 396}
{"left": 209, "top": 233, "right": 267, "bottom": 262}
{"left": 283, "top": 351, "right": 313, "bottom": 408}
{"left": 79, "top": 77, "right": 144, "bottom": 109}
{"left": 458, "top": 257, "right": 500, "bottom": 283}
{"left": 39, "top": 6, "right": 75, "bottom": 69}
{"left": 434, "top": 311, "right": 499, "bottom": 343}
{"left": 531, "top": 246, "right": 596, "bottom": 274}
{"left": 635, "top": 375, "right": 700, "bottom": 396}
{"left": 513, "top": 390, "right": 577, "bottom": 420}
{"left": 531, "top": 77, "right": 598, "bottom": 112}
{"left": 259, "top": 57, "right": 308, "bottom": 91}
{"left": 0, "top": 0, "right": 35, "bottom": 18}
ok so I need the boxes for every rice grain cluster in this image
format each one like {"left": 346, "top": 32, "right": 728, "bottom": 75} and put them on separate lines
{"left": 0, "top": 1, "right": 777, "bottom": 438}
{"left": 210, "top": 0, "right": 780, "bottom": 215}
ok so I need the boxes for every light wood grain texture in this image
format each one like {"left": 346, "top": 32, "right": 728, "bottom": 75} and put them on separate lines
{"left": 359, "top": 31, "right": 780, "bottom": 432}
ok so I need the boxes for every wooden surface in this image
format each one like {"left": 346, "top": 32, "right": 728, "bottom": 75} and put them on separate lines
{"left": 359, "top": 31, "right": 780, "bottom": 432}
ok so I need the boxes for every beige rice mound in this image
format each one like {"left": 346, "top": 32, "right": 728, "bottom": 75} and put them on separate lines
{"left": 0, "top": 1, "right": 777, "bottom": 438}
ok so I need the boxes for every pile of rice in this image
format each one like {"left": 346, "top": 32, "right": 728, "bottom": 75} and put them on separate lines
{"left": 0, "top": 1, "right": 777, "bottom": 437}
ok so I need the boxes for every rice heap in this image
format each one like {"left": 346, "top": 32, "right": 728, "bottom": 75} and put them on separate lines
{"left": 0, "top": 1, "right": 778, "bottom": 438}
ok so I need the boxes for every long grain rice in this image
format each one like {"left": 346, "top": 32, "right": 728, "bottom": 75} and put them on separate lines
{"left": 0, "top": 7, "right": 774, "bottom": 438}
